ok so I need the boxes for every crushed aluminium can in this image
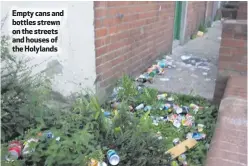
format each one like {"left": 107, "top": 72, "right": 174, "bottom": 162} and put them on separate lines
{"left": 178, "top": 154, "right": 188, "bottom": 166}
{"left": 5, "top": 141, "right": 23, "bottom": 161}
{"left": 43, "top": 131, "right": 54, "bottom": 139}
{"left": 135, "top": 103, "right": 145, "bottom": 110}
{"left": 186, "top": 132, "right": 206, "bottom": 140}
{"left": 144, "top": 105, "right": 152, "bottom": 111}
{"left": 182, "top": 106, "right": 189, "bottom": 114}
{"left": 173, "top": 138, "right": 180, "bottom": 146}
{"left": 107, "top": 149, "right": 120, "bottom": 165}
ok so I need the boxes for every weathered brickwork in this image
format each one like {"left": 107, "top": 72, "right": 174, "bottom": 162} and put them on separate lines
{"left": 94, "top": 1, "right": 175, "bottom": 91}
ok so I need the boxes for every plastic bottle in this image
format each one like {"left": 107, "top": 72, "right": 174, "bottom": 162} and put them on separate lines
{"left": 107, "top": 149, "right": 120, "bottom": 165}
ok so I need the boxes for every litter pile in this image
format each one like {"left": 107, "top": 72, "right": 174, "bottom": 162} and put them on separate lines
{"left": 2, "top": 76, "right": 217, "bottom": 166}
{"left": 136, "top": 57, "right": 175, "bottom": 83}
{"left": 105, "top": 78, "right": 217, "bottom": 166}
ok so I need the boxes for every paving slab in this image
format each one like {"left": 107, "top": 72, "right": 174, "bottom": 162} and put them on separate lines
{"left": 145, "top": 21, "right": 222, "bottom": 100}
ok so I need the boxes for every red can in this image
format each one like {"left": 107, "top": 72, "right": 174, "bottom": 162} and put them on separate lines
{"left": 6, "top": 141, "right": 23, "bottom": 161}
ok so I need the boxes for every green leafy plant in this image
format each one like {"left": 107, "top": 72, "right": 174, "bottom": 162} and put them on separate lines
{"left": 1, "top": 36, "right": 54, "bottom": 142}
{"left": 198, "top": 23, "right": 208, "bottom": 33}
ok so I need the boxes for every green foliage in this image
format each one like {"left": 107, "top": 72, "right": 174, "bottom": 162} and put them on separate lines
{"left": 1, "top": 73, "right": 218, "bottom": 166}
{"left": 117, "top": 75, "right": 138, "bottom": 103}
{"left": 214, "top": 13, "right": 221, "bottom": 21}
{"left": 1, "top": 36, "right": 54, "bottom": 142}
{"left": 102, "top": 107, "right": 171, "bottom": 166}
{"left": 198, "top": 23, "right": 208, "bottom": 33}
{"left": 137, "top": 88, "right": 158, "bottom": 105}
{"left": 190, "top": 34, "right": 197, "bottom": 40}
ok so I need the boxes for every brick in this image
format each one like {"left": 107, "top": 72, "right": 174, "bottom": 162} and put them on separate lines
{"left": 219, "top": 61, "right": 247, "bottom": 72}
{"left": 231, "top": 48, "right": 247, "bottom": 57}
{"left": 107, "top": 1, "right": 129, "bottom": 7}
{"left": 106, "top": 7, "right": 127, "bottom": 17}
{"left": 96, "top": 57, "right": 102, "bottom": 67}
{"left": 96, "top": 61, "right": 112, "bottom": 74}
{"left": 95, "top": 8, "right": 106, "bottom": 18}
{"left": 107, "top": 39, "right": 128, "bottom": 51}
{"left": 109, "top": 26, "right": 118, "bottom": 34}
{"left": 234, "top": 33, "right": 247, "bottom": 40}
{"left": 206, "top": 157, "right": 246, "bottom": 166}
{"left": 96, "top": 45, "right": 108, "bottom": 56}
{"left": 219, "top": 54, "right": 243, "bottom": 62}
{"left": 101, "top": 52, "right": 116, "bottom": 63}
{"left": 111, "top": 55, "right": 125, "bottom": 66}
{"left": 94, "top": 1, "right": 106, "bottom": 8}
{"left": 94, "top": 19, "right": 103, "bottom": 28}
{"left": 102, "top": 18, "right": 122, "bottom": 27}
{"left": 208, "top": 148, "right": 247, "bottom": 164}
{"left": 95, "top": 28, "right": 108, "bottom": 38}
{"left": 222, "top": 31, "right": 234, "bottom": 39}
{"left": 222, "top": 39, "right": 246, "bottom": 48}
{"left": 102, "top": 69, "right": 114, "bottom": 79}
{"left": 95, "top": 37, "right": 108, "bottom": 48}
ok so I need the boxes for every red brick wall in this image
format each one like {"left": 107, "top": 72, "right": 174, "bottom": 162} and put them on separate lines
{"left": 213, "top": 20, "right": 247, "bottom": 103}
{"left": 185, "top": 1, "right": 206, "bottom": 40}
{"left": 94, "top": 1, "right": 175, "bottom": 90}
{"left": 237, "top": 1, "right": 247, "bottom": 20}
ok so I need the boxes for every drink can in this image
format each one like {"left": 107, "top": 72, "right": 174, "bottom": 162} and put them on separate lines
{"left": 197, "top": 124, "right": 204, "bottom": 132}
{"left": 107, "top": 149, "right": 120, "bottom": 165}
{"left": 182, "top": 106, "right": 189, "bottom": 113}
{"left": 173, "top": 138, "right": 180, "bottom": 146}
{"left": 135, "top": 103, "right": 144, "bottom": 110}
{"left": 88, "top": 159, "right": 98, "bottom": 166}
{"left": 5, "top": 141, "right": 23, "bottom": 161}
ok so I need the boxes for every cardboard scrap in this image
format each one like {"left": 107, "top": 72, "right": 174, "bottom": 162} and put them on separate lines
{"left": 166, "top": 138, "right": 197, "bottom": 159}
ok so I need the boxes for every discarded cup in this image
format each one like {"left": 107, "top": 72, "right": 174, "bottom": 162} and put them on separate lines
{"left": 107, "top": 149, "right": 120, "bottom": 165}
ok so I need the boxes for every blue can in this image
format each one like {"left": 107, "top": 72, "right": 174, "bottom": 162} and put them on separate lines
{"left": 104, "top": 111, "right": 111, "bottom": 117}
{"left": 43, "top": 131, "right": 54, "bottom": 139}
